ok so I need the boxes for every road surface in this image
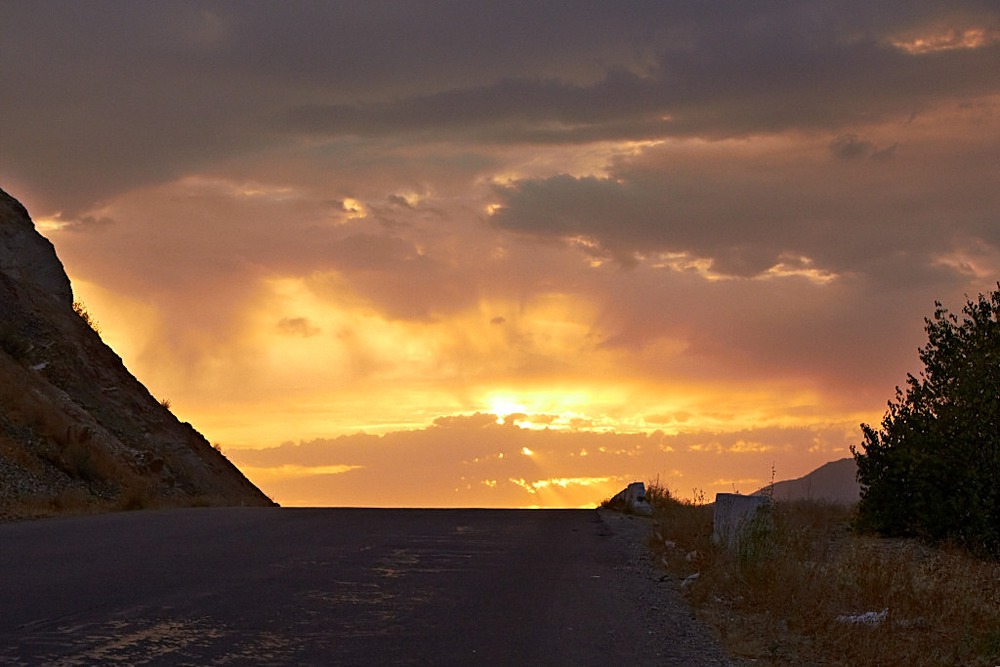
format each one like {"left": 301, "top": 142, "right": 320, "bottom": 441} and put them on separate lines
{"left": 0, "top": 508, "right": 730, "bottom": 665}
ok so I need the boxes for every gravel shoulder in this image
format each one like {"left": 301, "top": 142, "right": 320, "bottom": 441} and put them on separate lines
{"left": 597, "top": 509, "right": 735, "bottom": 665}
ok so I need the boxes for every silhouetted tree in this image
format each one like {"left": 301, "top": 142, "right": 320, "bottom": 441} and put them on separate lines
{"left": 853, "top": 286, "right": 1000, "bottom": 555}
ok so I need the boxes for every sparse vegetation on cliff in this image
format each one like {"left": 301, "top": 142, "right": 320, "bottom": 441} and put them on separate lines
{"left": 0, "top": 186, "right": 275, "bottom": 520}
{"left": 72, "top": 299, "right": 101, "bottom": 336}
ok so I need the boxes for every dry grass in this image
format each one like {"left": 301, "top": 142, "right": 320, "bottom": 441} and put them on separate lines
{"left": 0, "top": 351, "right": 157, "bottom": 513}
{"left": 72, "top": 299, "right": 101, "bottom": 335}
{"left": 647, "top": 480, "right": 1000, "bottom": 665}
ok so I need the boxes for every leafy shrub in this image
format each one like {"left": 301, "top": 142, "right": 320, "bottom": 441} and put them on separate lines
{"left": 853, "top": 286, "right": 1000, "bottom": 555}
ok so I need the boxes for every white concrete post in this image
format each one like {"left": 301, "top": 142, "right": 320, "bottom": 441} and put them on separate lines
{"left": 712, "top": 493, "right": 771, "bottom": 550}
{"left": 608, "top": 481, "right": 653, "bottom": 515}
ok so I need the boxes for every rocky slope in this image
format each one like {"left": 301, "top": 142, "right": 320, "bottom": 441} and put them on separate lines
{"left": 0, "top": 187, "right": 274, "bottom": 519}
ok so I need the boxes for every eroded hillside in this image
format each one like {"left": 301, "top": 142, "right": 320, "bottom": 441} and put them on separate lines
{"left": 0, "top": 188, "right": 274, "bottom": 518}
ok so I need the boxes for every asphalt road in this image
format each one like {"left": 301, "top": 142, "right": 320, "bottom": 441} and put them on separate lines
{"left": 0, "top": 508, "right": 730, "bottom": 665}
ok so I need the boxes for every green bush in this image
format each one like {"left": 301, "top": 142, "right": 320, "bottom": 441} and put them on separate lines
{"left": 853, "top": 286, "right": 1000, "bottom": 555}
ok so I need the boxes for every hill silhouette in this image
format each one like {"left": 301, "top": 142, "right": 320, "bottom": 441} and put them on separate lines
{"left": 0, "top": 187, "right": 274, "bottom": 519}
{"left": 756, "top": 457, "right": 860, "bottom": 505}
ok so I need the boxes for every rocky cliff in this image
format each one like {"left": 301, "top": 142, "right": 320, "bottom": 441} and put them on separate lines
{"left": 0, "top": 188, "right": 274, "bottom": 519}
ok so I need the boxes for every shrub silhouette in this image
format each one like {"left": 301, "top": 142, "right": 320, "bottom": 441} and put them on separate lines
{"left": 853, "top": 285, "right": 1000, "bottom": 555}
{"left": 72, "top": 300, "right": 101, "bottom": 335}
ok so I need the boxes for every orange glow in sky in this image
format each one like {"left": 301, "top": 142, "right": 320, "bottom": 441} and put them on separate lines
{"left": 4, "top": 4, "right": 1000, "bottom": 507}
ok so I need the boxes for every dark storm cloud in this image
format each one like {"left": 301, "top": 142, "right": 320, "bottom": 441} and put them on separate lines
{"left": 2, "top": 1, "right": 998, "bottom": 214}
{"left": 278, "top": 4, "right": 1000, "bottom": 143}
{"left": 280, "top": 41, "right": 997, "bottom": 143}
{"left": 488, "top": 119, "right": 1000, "bottom": 279}
{"left": 0, "top": 0, "right": 649, "bottom": 211}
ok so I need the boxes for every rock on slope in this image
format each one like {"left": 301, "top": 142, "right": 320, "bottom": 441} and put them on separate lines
{"left": 756, "top": 457, "right": 860, "bottom": 505}
{"left": 0, "top": 187, "right": 275, "bottom": 518}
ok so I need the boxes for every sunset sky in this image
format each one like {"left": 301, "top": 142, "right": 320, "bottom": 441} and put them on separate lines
{"left": 2, "top": 2, "right": 999, "bottom": 507}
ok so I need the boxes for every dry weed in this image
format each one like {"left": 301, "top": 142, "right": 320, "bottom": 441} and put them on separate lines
{"left": 648, "top": 484, "right": 1000, "bottom": 665}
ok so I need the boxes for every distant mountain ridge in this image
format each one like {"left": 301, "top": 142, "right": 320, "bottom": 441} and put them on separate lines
{"left": 756, "top": 457, "right": 860, "bottom": 505}
{"left": 0, "top": 187, "right": 274, "bottom": 518}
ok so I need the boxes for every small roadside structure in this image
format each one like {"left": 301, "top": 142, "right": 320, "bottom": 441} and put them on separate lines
{"left": 606, "top": 482, "right": 654, "bottom": 516}
{"left": 712, "top": 493, "right": 772, "bottom": 553}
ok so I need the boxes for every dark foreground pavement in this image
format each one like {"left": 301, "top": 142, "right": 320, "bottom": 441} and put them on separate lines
{"left": 0, "top": 508, "right": 730, "bottom": 665}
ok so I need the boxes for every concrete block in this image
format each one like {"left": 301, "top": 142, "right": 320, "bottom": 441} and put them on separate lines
{"left": 712, "top": 493, "right": 771, "bottom": 550}
{"left": 608, "top": 481, "right": 654, "bottom": 516}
